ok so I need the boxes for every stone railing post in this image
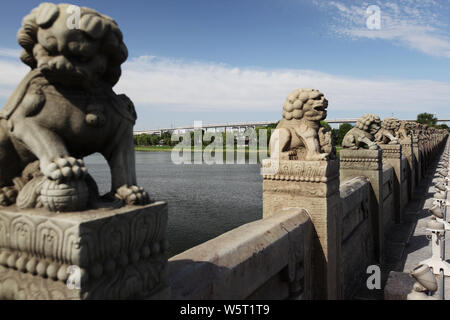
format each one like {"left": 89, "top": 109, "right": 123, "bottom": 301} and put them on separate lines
{"left": 379, "top": 144, "right": 405, "bottom": 223}
{"left": 412, "top": 135, "right": 421, "bottom": 186}
{"left": 339, "top": 149, "right": 384, "bottom": 263}
{"left": 0, "top": 203, "right": 169, "bottom": 299}
{"left": 400, "top": 136, "right": 415, "bottom": 201}
{"left": 420, "top": 137, "right": 428, "bottom": 177}
{"left": 262, "top": 158, "right": 341, "bottom": 300}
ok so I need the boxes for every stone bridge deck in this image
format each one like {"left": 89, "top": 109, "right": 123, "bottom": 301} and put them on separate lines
{"left": 355, "top": 152, "right": 450, "bottom": 300}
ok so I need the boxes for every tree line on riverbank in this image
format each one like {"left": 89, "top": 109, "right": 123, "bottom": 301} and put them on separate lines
{"left": 133, "top": 113, "right": 449, "bottom": 149}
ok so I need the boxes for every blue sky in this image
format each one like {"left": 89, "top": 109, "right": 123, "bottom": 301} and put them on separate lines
{"left": 0, "top": 0, "right": 449, "bottom": 129}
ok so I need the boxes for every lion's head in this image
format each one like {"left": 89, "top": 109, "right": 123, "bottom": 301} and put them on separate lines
{"left": 355, "top": 114, "right": 381, "bottom": 136}
{"left": 17, "top": 3, "right": 127, "bottom": 87}
{"left": 282, "top": 88, "right": 328, "bottom": 122}
{"left": 381, "top": 117, "right": 400, "bottom": 131}
{"left": 401, "top": 121, "right": 415, "bottom": 131}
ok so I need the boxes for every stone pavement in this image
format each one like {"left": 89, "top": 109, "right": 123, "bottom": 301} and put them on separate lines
{"left": 352, "top": 155, "right": 446, "bottom": 300}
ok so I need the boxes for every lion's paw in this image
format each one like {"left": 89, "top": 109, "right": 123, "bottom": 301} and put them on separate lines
{"left": 115, "top": 185, "right": 151, "bottom": 205}
{"left": 42, "top": 157, "right": 87, "bottom": 181}
{"left": 0, "top": 186, "right": 18, "bottom": 206}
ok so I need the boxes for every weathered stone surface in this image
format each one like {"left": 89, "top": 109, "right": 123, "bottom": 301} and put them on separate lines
{"left": 375, "top": 117, "right": 400, "bottom": 145}
{"left": 262, "top": 158, "right": 341, "bottom": 299}
{"left": 339, "top": 149, "right": 382, "bottom": 170}
{"left": 268, "top": 88, "right": 335, "bottom": 161}
{"left": 168, "top": 208, "right": 312, "bottom": 300}
{"left": 382, "top": 165, "right": 395, "bottom": 231}
{"left": 412, "top": 136, "right": 422, "bottom": 186}
{"left": 0, "top": 3, "right": 150, "bottom": 212}
{"left": 341, "top": 114, "right": 381, "bottom": 150}
{"left": 401, "top": 137, "right": 415, "bottom": 202}
{"left": 339, "top": 177, "right": 374, "bottom": 299}
{"left": 380, "top": 144, "right": 405, "bottom": 222}
{"left": 0, "top": 202, "right": 169, "bottom": 300}
{"left": 340, "top": 149, "right": 384, "bottom": 263}
{"left": 379, "top": 143, "right": 402, "bottom": 159}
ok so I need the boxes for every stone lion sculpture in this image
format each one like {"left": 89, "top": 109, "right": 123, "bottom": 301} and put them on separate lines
{"left": 375, "top": 117, "right": 400, "bottom": 145}
{"left": 408, "top": 122, "right": 422, "bottom": 138}
{"left": 269, "top": 88, "right": 335, "bottom": 161}
{"left": 396, "top": 120, "right": 414, "bottom": 142}
{"left": 0, "top": 3, "right": 149, "bottom": 211}
{"left": 341, "top": 114, "right": 381, "bottom": 150}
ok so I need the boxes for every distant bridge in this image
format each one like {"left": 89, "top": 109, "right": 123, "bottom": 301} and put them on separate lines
{"left": 134, "top": 119, "right": 450, "bottom": 135}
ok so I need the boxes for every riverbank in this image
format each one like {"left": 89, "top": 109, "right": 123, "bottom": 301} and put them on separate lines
{"left": 135, "top": 145, "right": 343, "bottom": 154}
{"left": 135, "top": 145, "right": 270, "bottom": 153}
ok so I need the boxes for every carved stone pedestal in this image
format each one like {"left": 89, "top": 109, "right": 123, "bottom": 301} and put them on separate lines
{"left": 262, "top": 159, "right": 341, "bottom": 300}
{"left": 339, "top": 149, "right": 384, "bottom": 263}
{"left": 0, "top": 202, "right": 169, "bottom": 300}
{"left": 379, "top": 144, "right": 407, "bottom": 222}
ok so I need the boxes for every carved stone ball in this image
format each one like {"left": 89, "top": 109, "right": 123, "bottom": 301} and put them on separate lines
{"left": 40, "top": 179, "right": 89, "bottom": 212}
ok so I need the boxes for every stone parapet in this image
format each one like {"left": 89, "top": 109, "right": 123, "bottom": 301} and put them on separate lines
{"left": 339, "top": 149, "right": 382, "bottom": 171}
{"left": 379, "top": 144, "right": 405, "bottom": 222}
{"left": 339, "top": 149, "right": 384, "bottom": 263}
{"left": 412, "top": 136, "right": 422, "bottom": 186}
{"left": 262, "top": 158, "right": 341, "bottom": 299}
{"left": 379, "top": 144, "right": 402, "bottom": 159}
{"left": 400, "top": 137, "right": 416, "bottom": 201}
{"left": 169, "top": 208, "right": 312, "bottom": 300}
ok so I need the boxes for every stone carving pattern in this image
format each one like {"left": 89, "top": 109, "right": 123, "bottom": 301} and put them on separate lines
{"left": 262, "top": 160, "right": 339, "bottom": 182}
{"left": 0, "top": 205, "right": 168, "bottom": 299}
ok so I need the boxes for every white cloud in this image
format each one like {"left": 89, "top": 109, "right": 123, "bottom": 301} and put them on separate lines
{"left": 115, "top": 55, "right": 450, "bottom": 117}
{"left": 0, "top": 59, "right": 29, "bottom": 96}
{"left": 0, "top": 54, "right": 449, "bottom": 120}
{"left": 314, "top": 0, "right": 450, "bottom": 58}
{"left": 0, "top": 47, "right": 22, "bottom": 59}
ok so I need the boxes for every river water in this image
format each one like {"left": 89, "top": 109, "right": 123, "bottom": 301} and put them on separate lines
{"left": 84, "top": 151, "right": 262, "bottom": 257}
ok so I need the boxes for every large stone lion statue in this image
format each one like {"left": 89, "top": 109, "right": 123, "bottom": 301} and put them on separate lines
{"left": 0, "top": 3, "right": 149, "bottom": 211}
{"left": 341, "top": 114, "right": 381, "bottom": 150}
{"left": 269, "top": 88, "right": 335, "bottom": 161}
{"left": 375, "top": 117, "right": 400, "bottom": 145}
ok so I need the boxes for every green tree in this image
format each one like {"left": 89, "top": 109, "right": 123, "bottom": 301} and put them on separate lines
{"left": 149, "top": 134, "right": 160, "bottom": 145}
{"left": 336, "top": 123, "right": 353, "bottom": 146}
{"left": 417, "top": 113, "right": 438, "bottom": 126}
{"left": 436, "top": 124, "right": 449, "bottom": 131}
{"left": 320, "top": 121, "right": 331, "bottom": 131}
{"left": 266, "top": 122, "right": 278, "bottom": 129}
{"left": 136, "top": 133, "right": 151, "bottom": 146}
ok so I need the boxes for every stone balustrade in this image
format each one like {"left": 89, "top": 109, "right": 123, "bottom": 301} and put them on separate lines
{"left": 165, "top": 129, "right": 447, "bottom": 300}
